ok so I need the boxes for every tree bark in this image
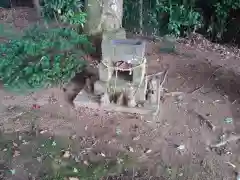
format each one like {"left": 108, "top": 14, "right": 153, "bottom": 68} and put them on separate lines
{"left": 84, "top": 0, "right": 123, "bottom": 35}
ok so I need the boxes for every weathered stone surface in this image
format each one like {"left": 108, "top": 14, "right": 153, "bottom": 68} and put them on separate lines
{"left": 110, "top": 39, "right": 146, "bottom": 63}
{"left": 132, "top": 61, "right": 146, "bottom": 85}
{"left": 101, "top": 28, "right": 126, "bottom": 64}
{"left": 94, "top": 79, "right": 147, "bottom": 102}
{"left": 98, "top": 62, "right": 114, "bottom": 82}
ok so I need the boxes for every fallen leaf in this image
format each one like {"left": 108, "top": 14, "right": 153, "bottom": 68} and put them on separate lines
{"left": 84, "top": 160, "right": 89, "bottom": 166}
{"left": 133, "top": 136, "right": 140, "bottom": 141}
{"left": 73, "top": 168, "right": 78, "bottom": 173}
{"left": 40, "top": 130, "right": 48, "bottom": 134}
{"left": 70, "top": 134, "right": 77, "bottom": 140}
{"left": 224, "top": 117, "right": 233, "bottom": 124}
{"left": 178, "top": 172, "right": 183, "bottom": 177}
{"left": 69, "top": 177, "right": 79, "bottom": 180}
{"left": 116, "top": 126, "right": 122, "bottom": 135}
{"left": 62, "top": 151, "right": 71, "bottom": 158}
{"left": 129, "top": 147, "right": 134, "bottom": 152}
{"left": 10, "top": 169, "right": 16, "bottom": 175}
{"left": 32, "top": 104, "right": 40, "bottom": 109}
{"left": 13, "top": 150, "right": 20, "bottom": 157}
{"left": 22, "top": 140, "right": 29, "bottom": 145}
{"left": 52, "top": 141, "right": 57, "bottom": 146}
{"left": 100, "top": 152, "right": 106, "bottom": 157}
{"left": 145, "top": 149, "right": 152, "bottom": 154}
{"left": 37, "top": 157, "right": 42, "bottom": 162}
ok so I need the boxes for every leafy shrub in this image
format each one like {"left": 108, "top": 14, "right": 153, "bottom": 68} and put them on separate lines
{"left": 0, "top": 0, "right": 94, "bottom": 93}
{"left": 206, "top": 0, "right": 240, "bottom": 41}
{"left": 123, "top": 0, "right": 202, "bottom": 37}
{"left": 0, "top": 25, "right": 93, "bottom": 93}
{"left": 41, "top": 0, "right": 84, "bottom": 24}
{"left": 123, "top": 0, "right": 240, "bottom": 42}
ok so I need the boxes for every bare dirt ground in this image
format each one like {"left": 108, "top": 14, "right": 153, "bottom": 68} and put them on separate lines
{"left": 1, "top": 7, "right": 240, "bottom": 180}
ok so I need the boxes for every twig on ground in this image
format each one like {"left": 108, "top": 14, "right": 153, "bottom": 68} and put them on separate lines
{"left": 188, "top": 109, "right": 216, "bottom": 131}
{"left": 164, "top": 91, "right": 184, "bottom": 97}
{"left": 225, "top": 161, "right": 237, "bottom": 169}
{"left": 3, "top": 111, "right": 26, "bottom": 122}
{"left": 188, "top": 66, "right": 222, "bottom": 94}
{"left": 210, "top": 134, "right": 240, "bottom": 148}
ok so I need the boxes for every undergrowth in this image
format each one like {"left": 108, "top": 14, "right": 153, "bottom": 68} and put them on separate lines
{"left": 0, "top": 0, "right": 93, "bottom": 93}
{"left": 123, "top": 0, "right": 240, "bottom": 42}
{"left": 0, "top": 129, "right": 132, "bottom": 180}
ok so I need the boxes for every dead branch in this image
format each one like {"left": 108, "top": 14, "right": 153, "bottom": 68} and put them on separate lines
{"left": 210, "top": 134, "right": 240, "bottom": 148}
{"left": 153, "top": 68, "right": 169, "bottom": 116}
{"left": 188, "top": 109, "right": 216, "bottom": 131}
{"left": 188, "top": 66, "right": 222, "bottom": 94}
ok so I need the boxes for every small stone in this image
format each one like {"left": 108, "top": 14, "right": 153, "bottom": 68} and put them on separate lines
{"left": 18, "top": 136, "right": 22, "bottom": 140}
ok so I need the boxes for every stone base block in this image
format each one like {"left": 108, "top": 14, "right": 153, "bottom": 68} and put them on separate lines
{"left": 73, "top": 90, "right": 157, "bottom": 115}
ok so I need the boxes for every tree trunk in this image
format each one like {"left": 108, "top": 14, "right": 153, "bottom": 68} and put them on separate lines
{"left": 85, "top": 0, "right": 123, "bottom": 35}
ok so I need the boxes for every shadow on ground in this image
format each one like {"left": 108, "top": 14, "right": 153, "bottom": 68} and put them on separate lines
{"left": 0, "top": 129, "right": 132, "bottom": 180}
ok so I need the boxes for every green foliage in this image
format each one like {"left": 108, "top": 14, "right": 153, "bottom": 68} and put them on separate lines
{"left": 41, "top": 0, "right": 85, "bottom": 24}
{"left": 0, "top": 0, "right": 93, "bottom": 93}
{"left": 207, "top": 0, "right": 240, "bottom": 40}
{"left": 123, "top": 0, "right": 202, "bottom": 37}
{"left": 0, "top": 25, "right": 93, "bottom": 93}
{"left": 123, "top": 0, "right": 240, "bottom": 41}
{"left": 0, "top": 0, "right": 87, "bottom": 95}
